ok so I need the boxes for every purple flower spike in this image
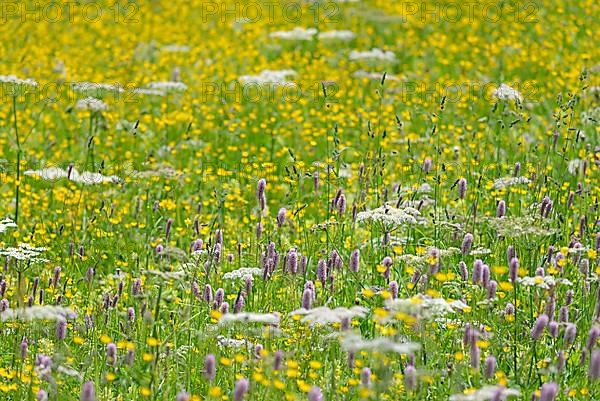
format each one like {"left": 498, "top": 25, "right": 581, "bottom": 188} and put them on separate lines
{"left": 308, "top": 386, "right": 323, "bottom": 401}
{"left": 80, "top": 381, "right": 96, "bottom": 401}
{"left": 531, "top": 314, "right": 549, "bottom": 340}
{"left": 539, "top": 382, "right": 558, "bottom": 401}
{"left": 204, "top": 354, "right": 216, "bottom": 381}
{"left": 233, "top": 378, "right": 249, "bottom": 401}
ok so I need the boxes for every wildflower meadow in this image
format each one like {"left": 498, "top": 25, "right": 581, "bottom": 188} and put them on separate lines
{"left": 0, "top": 0, "right": 599, "bottom": 400}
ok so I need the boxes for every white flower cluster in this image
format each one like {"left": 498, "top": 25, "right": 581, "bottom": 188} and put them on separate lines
{"left": 492, "top": 176, "right": 531, "bottom": 190}
{"left": 219, "top": 312, "right": 280, "bottom": 326}
{"left": 0, "top": 218, "right": 17, "bottom": 233}
{"left": 1, "top": 306, "right": 76, "bottom": 321}
{"left": 238, "top": 69, "right": 297, "bottom": 86}
{"left": 72, "top": 82, "right": 124, "bottom": 92}
{"left": 161, "top": 44, "right": 191, "bottom": 53}
{"left": 349, "top": 48, "right": 396, "bottom": 62}
{"left": 353, "top": 70, "right": 400, "bottom": 81}
{"left": 356, "top": 205, "right": 425, "bottom": 227}
{"left": 0, "top": 243, "right": 48, "bottom": 263}
{"left": 289, "top": 306, "right": 368, "bottom": 327}
{"left": 270, "top": 27, "right": 317, "bottom": 40}
{"left": 470, "top": 247, "right": 492, "bottom": 256}
{"left": 449, "top": 386, "right": 520, "bottom": 401}
{"left": 384, "top": 295, "right": 468, "bottom": 321}
{"left": 396, "top": 248, "right": 459, "bottom": 267}
{"left": 216, "top": 335, "right": 252, "bottom": 349}
{"left": 131, "top": 88, "right": 166, "bottom": 96}
{"left": 567, "top": 159, "right": 584, "bottom": 175}
{"left": 518, "top": 276, "right": 573, "bottom": 290}
{"left": 318, "top": 30, "right": 356, "bottom": 40}
{"left": 222, "top": 267, "right": 263, "bottom": 280}
{"left": 485, "top": 215, "right": 557, "bottom": 238}
{"left": 75, "top": 97, "right": 108, "bottom": 111}
{"left": 340, "top": 333, "right": 420, "bottom": 354}
{"left": 492, "top": 83, "right": 522, "bottom": 101}
{"left": 0, "top": 74, "right": 38, "bottom": 86}
{"left": 25, "top": 167, "right": 121, "bottom": 185}
{"left": 147, "top": 81, "right": 188, "bottom": 92}
{"left": 141, "top": 269, "right": 187, "bottom": 280}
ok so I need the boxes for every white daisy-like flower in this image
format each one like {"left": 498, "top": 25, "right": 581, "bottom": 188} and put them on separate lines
{"left": 76, "top": 97, "right": 108, "bottom": 112}
{"left": 0, "top": 218, "right": 17, "bottom": 233}
{"left": 270, "top": 27, "right": 317, "bottom": 41}
{"left": 318, "top": 30, "right": 356, "bottom": 40}
{"left": 340, "top": 333, "right": 420, "bottom": 354}
{"left": 238, "top": 69, "right": 297, "bottom": 86}
{"left": 222, "top": 267, "right": 263, "bottom": 280}
{"left": 289, "top": 306, "right": 368, "bottom": 326}
{"left": 492, "top": 176, "right": 531, "bottom": 190}
{"left": 492, "top": 83, "right": 522, "bottom": 101}
{"left": 147, "top": 81, "right": 188, "bottom": 92}
{"left": 349, "top": 48, "right": 396, "bottom": 62}
{"left": 219, "top": 312, "right": 280, "bottom": 326}
{"left": 449, "top": 386, "right": 520, "bottom": 401}
{"left": 0, "top": 74, "right": 38, "bottom": 86}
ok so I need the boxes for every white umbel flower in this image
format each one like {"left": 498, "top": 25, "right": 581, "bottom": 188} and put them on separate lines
{"left": 1, "top": 306, "right": 76, "bottom": 321}
{"left": 289, "top": 306, "right": 368, "bottom": 326}
{"left": 72, "top": 82, "right": 124, "bottom": 92}
{"left": 340, "top": 333, "right": 420, "bottom": 354}
{"left": 222, "top": 267, "right": 263, "bottom": 280}
{"left": 238, "top": 69, "right": 297, "bottom": 86}
{"left": 384, "top": 295, "right": 468, "bottom": 321}
{"left": 492, "top": 83, "right": 522, "bottom": 101}
{"left": 131, "top": 88, "right": 166, "bottom": 96}
{"left": 492, "top": 176, "right": 531, "bottom": 190}
{"left": 0, "top": 74, "right": 38, "bottom": 86}
{"left": 349, "top": 48, "right": 396, "bottom": 62}
{"left": 517, "top": 276, "right": 573, "bottom": 290}
{"left": 219, "top": 312, "right": 280, "bottom": 326}
{"left": 216, "top": 335, "right": 252, "bottom": 348}
{"left": 567, "top": 159, "right": 584, "bottom": 175}
{"left": 161, "top": 44, "right": 191, "bottom": 53}
{"left": 449, "top": 386, "right": 520, "bottom": 401}
{"left": 147, "top": 81, "right": 188, "bottom": 92}
{"left": 25, "top": 167, "right": 121, "bottom": 185}
{"left": 318, "top": 30, "right": 356, "bottom": 40}
{"left": 0, "top": 243, "right": 48, "bottom": 262}
{"left": 0, "top": 218, "right": 17, "bottom": 233}
{"left": 353, "top": 70, "right": 400, "bottom": 81}
{"left": 76, "top": 97, "right": 108, "bottom": 111}
{"left": 356, "top": 205, "right": 425, "bottom": 227}
{"left": 270, "top": 27, "right": 317, "bottom": 40}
